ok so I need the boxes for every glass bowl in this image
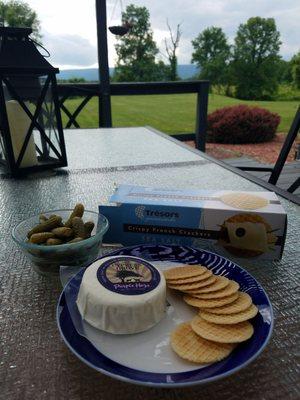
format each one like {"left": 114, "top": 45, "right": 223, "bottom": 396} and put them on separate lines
{"left": 12, "top": 209, "right": 109, "bottom": 276}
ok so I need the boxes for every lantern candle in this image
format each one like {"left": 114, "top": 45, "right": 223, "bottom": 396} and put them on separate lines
{"left": 5, "top": 100, "right": 38, "bottom": 168}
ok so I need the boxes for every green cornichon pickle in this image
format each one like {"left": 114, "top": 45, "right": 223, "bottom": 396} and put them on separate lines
{"left": 29, "top": 232, "right": 55, "bottom": 244}
{"left": 71, "top": 217, "right": 85, "bottom": 238}
{"left": 27, "top": 216, "right": 62, "bottom": 238}
{"left": 84, "top": 221, "right": 95, "bottom": 238}
{"left": 51, "top": 227, "right": 73, "bottom": 238}
{"left": 64, "top": 204, "right": 84, "bottom": 227}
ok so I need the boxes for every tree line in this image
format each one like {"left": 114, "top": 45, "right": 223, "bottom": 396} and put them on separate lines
{"left": 1, "top": 1, "right": 299, "bottom": 101}
{"left": 113, "top": 5, "right": 300, "bottom": 100}
{"left": 191, "top": 20, "right": 299, "bottom": 100}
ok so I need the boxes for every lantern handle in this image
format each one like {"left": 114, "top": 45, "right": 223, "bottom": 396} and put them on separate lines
{"left": 29, "top": 38, "right": 51, "bottom": 58}
{"left": 110, "top": 0, "right": 124, "bottom": 23}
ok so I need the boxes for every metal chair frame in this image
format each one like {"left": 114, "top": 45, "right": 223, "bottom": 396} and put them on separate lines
{"left": 236, "top": 106, "right": 300, "bottom": 193}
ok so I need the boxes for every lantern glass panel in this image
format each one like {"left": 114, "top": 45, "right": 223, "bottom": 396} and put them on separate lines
{"left": 0, "top": 131, "right": 6, "bottom": 165}
{"left": 2, "top": 74, "right": 63, "bottom": 168}
{"left": 36, "top": 76, "right": 63, "bottom": 164}
{"left": 3, "top": 76, "right": 40, "bottom": 168}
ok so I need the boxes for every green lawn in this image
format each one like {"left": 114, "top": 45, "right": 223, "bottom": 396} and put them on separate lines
{"left": 63, "top": 94, "right": 299, "bottom": 134}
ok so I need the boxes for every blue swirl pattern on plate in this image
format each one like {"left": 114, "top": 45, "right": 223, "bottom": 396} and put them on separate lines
{"left": 57, "top": 245, "right": 273, "bottom": 387}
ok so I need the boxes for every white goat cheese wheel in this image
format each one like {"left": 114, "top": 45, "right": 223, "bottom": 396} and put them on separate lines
{"left": 76, "top": 255, "right": 166, "bottom": 334}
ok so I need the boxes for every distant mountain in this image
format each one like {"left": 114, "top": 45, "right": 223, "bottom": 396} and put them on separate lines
{"left": 58, "top": 64, "right": 199, "bottom": 81}
{"left": 177, "top": 64, "right": 199, "bottom": 79}
{"left": 58, "top": 68, "right": 102, "bottom": 81}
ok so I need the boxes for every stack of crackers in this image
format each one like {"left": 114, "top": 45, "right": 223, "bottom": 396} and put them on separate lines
{"left": 164, "top": 265, "right": 258, "bottom": 364}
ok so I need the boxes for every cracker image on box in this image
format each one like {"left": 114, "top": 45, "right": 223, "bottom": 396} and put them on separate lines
{"left": 219, "top": 193, "right": 269, "bottom": 210}
{"left": 218, "top": 214, "right": 278, "bottom": 257}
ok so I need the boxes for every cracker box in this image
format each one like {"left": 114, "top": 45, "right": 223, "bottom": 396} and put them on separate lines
{"left": 99, "top": 185, "right": 287, "bottom": 260}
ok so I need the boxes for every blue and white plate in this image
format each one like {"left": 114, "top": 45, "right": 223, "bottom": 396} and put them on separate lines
{"left": 57, "top": 245, "right": 273, "bottom": 388}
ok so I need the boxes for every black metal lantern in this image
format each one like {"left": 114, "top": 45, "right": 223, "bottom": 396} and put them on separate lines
{"left": 0, "top": 27, "right": 67, "bottom": 176}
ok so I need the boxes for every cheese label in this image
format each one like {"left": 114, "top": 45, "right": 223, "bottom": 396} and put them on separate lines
{"left": 97, "top": 256, "right": 161, "bottom": 295}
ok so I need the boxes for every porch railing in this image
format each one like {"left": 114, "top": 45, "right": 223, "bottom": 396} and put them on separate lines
{"left": 57, "top": 80, "right": 209, "bottom": 152}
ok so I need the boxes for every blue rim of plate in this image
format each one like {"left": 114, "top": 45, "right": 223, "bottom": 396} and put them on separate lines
{"left": 56, "top": 244, "right": 274, "bottom": 388}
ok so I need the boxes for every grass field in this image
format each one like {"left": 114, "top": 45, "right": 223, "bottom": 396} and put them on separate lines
{"left": 63, "top": 93, "right": 299, "bottom": 134}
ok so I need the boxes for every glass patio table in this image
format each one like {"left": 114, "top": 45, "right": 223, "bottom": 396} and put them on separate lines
{"left": 1, "top": 127, "right": 299, "bottom": 400}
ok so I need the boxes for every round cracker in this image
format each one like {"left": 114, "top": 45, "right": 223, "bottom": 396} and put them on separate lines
{"left": 192, "top": 280, "right": 239, "bottom": 299}
{"left": 187, "top": 276, "right": 229, "bottom": 294}
{"left": 183, "top": 292, "right": 239, "bottom": 309}
{"left": 167, "top": 270, "right": 213, "bottom": 291}
{"left": 200, "top": 304, "right": 258, "bottom": 324}
{"left": 170, "top": 322, "right": 234, "bottom": 363}
{"left": 164, "top": 265, "right": 207, "bottom": 280}
{"left": 205, "top": 292, "right": 252, "bottom": 314}
{"left": 167, "top": 270, "right": 211, "bottom": 285}
{"left": 220, "top": 193, "right": 269, "bottom": 210}
{"left": 191, "top": 316, "right": 254, "bottom": 343}
{"left": 178, "top": 275, "right": 217, "bottom": 293}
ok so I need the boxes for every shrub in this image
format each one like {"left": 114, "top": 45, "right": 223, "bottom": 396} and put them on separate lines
{"left": 207, "top": 105, "right": 280, "bottom": 144}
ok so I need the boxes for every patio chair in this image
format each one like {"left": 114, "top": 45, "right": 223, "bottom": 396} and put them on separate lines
{"left": 236, "top": 106, "right": 300, "bottom": 193}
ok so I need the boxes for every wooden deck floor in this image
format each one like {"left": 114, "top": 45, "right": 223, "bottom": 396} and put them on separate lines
{"left": 224, "top": 157, "right": 300, "bottom": 196}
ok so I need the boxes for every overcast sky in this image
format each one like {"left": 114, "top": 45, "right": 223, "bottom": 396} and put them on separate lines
{"left": 26, "top": 0, "right": 299, "bottom": 69}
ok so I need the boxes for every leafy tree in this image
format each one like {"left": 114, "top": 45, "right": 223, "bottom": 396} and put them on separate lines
{"left": 291, "top": 51, "right": 300, "bottom": 88}
{"left": 191, "top": 27, "right": 231, "bottom": 88}
{"left": 114, "top": 4, "right": 167, "bottom": 82}
{"left": 0, "top": 0, "right": 41, "bottom": 42}
{"left": 164, "top": 21, "right": 182, "bottom": 81}
{"left": 277, "top": 59, "right": 293, "bottom": 84}
{"left": 232, "top": 17, "right": 281, "bottom": 100}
